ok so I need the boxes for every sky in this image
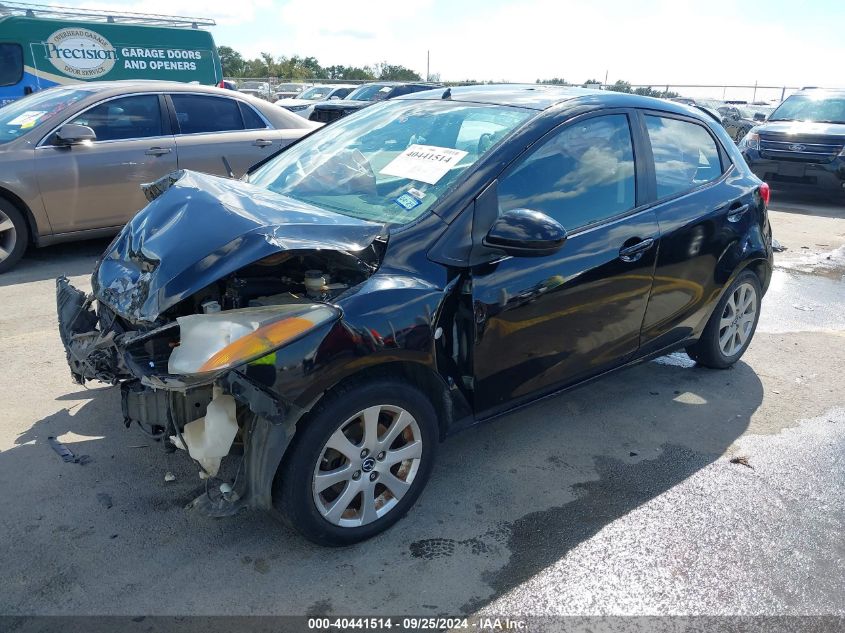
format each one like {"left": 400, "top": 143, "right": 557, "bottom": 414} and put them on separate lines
{"left": 56, "top": 0, "right": 844, "bottom": 98}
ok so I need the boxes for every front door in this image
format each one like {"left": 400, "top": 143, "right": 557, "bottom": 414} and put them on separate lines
{"left": 35, "top": 94, "right": 177, "bottom": 233}
{"left": 470, "top": 112, "right": 659, "bottom": 416}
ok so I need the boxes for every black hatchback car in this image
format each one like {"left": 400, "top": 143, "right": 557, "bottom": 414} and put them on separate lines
{"left": 57, "top": 85, "right": 773, "bottom": 545}
{"left": 740, "top": 88, "right": 845, "bottom": 195}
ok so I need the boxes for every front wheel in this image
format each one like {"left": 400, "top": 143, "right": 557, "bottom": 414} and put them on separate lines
{"left": 687, "top": 270, "right": 762, "bottom": 368}
{"left": 0, "top": 199, "right": 28, "bottom": 274}
{"left": 273, "top": 379, "right": 438, "bottom": 546}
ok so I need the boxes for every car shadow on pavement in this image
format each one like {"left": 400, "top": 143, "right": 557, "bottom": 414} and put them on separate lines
{"left": 1, "top": 355, "right": 762, "bottom": 615}
{"left": 770, "top": 189, "right": 845, "bottom": 218}
{"left": 0, "top": 238, "right": 112, "bottom": 288}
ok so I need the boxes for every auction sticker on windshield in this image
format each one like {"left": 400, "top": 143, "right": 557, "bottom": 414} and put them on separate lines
{"left": 380, "top": 144, "right": 469, "bottom": 185}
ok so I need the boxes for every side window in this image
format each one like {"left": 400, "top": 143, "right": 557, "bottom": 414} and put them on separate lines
{"left": 0, "top": 43, "right": 23, "bottom": 87}
{"left": 333, "top": 88, "right": 353, "bottom": 99}
{"left": 498, "top": 114, "right": 636, "bottom": 230}
{"left": 171, "top": 94, "right": 244, "bottom": 134}
{"left": 645, "top": 115, "right": 723, "bottom": 199}
{"left": 69, "top": 95, "right": 163, "bottom": 141}
{"left": 239, "top": 102, "right": 268, "bottom": 130}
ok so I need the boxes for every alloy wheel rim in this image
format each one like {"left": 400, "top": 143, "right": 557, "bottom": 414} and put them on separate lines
{"left": 312, "top": 405, "right": 422, "bottom": 528}
{"left": 0, "top": 209, "right": 16, "bottom": 264}
{"left": 718, "top": 282, "right": 757, "bottom": 357}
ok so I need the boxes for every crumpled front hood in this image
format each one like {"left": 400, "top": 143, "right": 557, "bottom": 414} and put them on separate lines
{"left": 93, "top": 170, "right": 384, "bottom": 324}
{"left": 758, "top": 120, "right": 845, "bottom": 139}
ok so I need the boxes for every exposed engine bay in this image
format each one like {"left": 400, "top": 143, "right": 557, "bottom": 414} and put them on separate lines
{"left": 56, "top": 169, "right": 387, "bottom": 512}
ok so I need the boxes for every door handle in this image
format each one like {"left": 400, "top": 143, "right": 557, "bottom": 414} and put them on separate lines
{"left": 253, "top": 139, "right": 273, "bottom": 147}
{"left": 145, "top": 147, "right": 172, "bottom": 156}
{"left": 619, "top": 237, "right": 655, "bottom": 263}
{"left": 727, "top": 204, "right": 750, "bottom": 223}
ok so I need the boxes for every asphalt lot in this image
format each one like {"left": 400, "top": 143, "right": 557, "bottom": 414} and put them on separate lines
{"left": 0, "top": 190, "right": 843, "bottom": 618}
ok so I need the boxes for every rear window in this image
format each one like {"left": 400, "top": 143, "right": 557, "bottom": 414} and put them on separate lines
{"left": 0, "top": 43, "right": 22, "bottom": 87}
{"left": 239, "top": 102, "right": 267, "bottom": 130}
{"left": 645, "top": 116, "right": 723, "bottom": 199}
{"left": 171, "top": 94, "right": 244, "bottom": 134}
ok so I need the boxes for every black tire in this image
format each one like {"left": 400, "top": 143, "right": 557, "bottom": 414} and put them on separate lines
{"left": 273, "top": 378, "right": 438, "bottom": 546}
{"left": 686, "top": 269, "right": 762, "bottom": 369}
{"left": 0, "top": 198, "right": 29, "bottom": 274}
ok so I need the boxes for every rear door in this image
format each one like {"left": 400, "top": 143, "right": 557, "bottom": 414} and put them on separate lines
{"left": 470, "top": 111, "right": 660, "bottom": 415}
{"left": 35, "top": 93, "right": 177, "bottom": 233}
{"left": 167, "top": 93, "right": 279, "bottom": 177}
{"left": 636, "top": 111, "right": 752, "bottom": 355}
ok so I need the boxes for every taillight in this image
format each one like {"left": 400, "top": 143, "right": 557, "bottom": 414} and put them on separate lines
{"left": 759, "top": 182, "right": 771, "bottom": 207}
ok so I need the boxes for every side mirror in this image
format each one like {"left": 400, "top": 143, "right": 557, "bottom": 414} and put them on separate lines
{"left": 483, "top": 208, "right": 567, "bottom": 257}
{"left": 55, "top": 124, "right": 96, "bottom": 146}
{"left": 753, "top": 112, "right": 766, "bottom": 122}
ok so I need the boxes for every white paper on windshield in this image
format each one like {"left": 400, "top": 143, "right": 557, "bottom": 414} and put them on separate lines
{"left": 8, "top": 111, "right": 47, "bottom": 126}
{"left": 380, "top": 144, "right": 469, "bottom": 185}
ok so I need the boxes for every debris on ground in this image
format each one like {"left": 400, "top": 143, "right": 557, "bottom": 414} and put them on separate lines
{"left": 164, "top": 472, "right": 176, "bottom": 482}
{"left": 730, "top": 456, "right": 753, "bottom": 469}
{"left": 771, "top": 238, "right": 786, "bottom": 252}
{"left": 47, "top": 436, "right": 91, "bottom": 465}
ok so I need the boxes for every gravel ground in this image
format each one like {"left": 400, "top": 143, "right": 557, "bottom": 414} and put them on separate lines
{"left": 0, "top": 191, "right": 842, "bottom": 621}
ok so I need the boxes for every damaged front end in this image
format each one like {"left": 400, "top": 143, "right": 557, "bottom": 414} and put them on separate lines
{"left": 56, "top": 170, "right": 385, "bottom": 516}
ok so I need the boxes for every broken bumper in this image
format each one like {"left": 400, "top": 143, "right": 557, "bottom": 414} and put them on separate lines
{"left": 56, "top": 276, "right": 298, "bottom": 514}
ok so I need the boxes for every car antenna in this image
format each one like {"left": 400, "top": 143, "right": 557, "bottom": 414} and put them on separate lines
{"left": 221, "top": 156, "right": 235, "bottom": 179}
{"left": 441, "top": 87, "right": 451, "bottom": 100}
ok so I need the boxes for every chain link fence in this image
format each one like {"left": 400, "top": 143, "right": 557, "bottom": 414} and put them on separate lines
{"left": 224, "top": 78, "right": 808, "bottom": 105}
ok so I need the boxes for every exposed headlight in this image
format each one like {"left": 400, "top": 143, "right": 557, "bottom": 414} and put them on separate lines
{"left": 168, "top": 304, "right": 338, "bottom": 376}
{"left": 740, "top": 130, "right": 760, "bottom": 151}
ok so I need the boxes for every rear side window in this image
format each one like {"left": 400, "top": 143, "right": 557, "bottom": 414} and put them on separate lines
{"left": 645, "top": 115, "right": 723, "bottom": 199}
{"left": 69, "top": 95, "right": 163, "bottom": 141}
{"left": 171, "top": 94, "right": 244, "bottom": 134}
{"left": 0, "top": 44, "right": 23, "bottom": 87}
{"left": 239, "top": 102, "right": 267, "bottom": 130}
{"left": 498, "top": 114, "right": 637, "bottom": 230}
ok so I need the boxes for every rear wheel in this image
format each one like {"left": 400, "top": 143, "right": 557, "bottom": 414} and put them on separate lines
{"left": 273, "top": 379, "right": 438, "bottom": 546}
{"left": 0, "top": 199, "right": 28, "bottom": 274}
{"left": 686, "top": 270, "right": 761, "bottom": 368}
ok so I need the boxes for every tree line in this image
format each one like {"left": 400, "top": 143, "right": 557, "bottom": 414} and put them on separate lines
{"left": 217, "top": 46, "right": 423, "bottom": 81}
{"left": 537, "top": 78, "right": 680, "bottom": 98}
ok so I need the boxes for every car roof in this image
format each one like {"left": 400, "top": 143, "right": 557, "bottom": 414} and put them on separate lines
{"left": 397, "top": 83, "right": 709, "bottom": 117}
{"left": 791, "top": 88, "right": 845, "bottom": 98}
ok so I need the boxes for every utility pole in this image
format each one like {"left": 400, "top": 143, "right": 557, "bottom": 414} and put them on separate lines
{"left": 604, "top": 69, "right": 608, "bottom": 88}
{"left": 426, "top": 50, "right": 430, "bottom": 82}
{"left": 752, "top": 80, "right": 757, "bottom": 103}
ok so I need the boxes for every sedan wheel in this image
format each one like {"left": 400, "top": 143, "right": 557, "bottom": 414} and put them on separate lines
{"left": 0, "top": 208, "right": 17, "bottom": 263}
{"left": 313, "top": 405, "right": 423, "bottom": 527}
{"left": 0, "top": 200, "right": 28, "bottom": 274}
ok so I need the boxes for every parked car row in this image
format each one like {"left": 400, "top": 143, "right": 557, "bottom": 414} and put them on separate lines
{"left": 51, "top": 83, "right": 772, "bottom": 545}
{"left": 0, "top": 81, "right": 318, "bottom": 272}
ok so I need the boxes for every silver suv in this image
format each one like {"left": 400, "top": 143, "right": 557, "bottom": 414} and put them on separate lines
{"left": 0, "top": 80, "right": 318, "bottom": 272}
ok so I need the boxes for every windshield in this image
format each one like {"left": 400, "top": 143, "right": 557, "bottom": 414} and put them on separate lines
{"left": 298, "top": 86, "right": 333, "bottom": 100}
{"left": 347, "top": 84, "right": 393, "bottom": 102}
{"left": 0, "top": 87, "right": 92, "bottom": 145}
{"left": 0, "top": 43, "right": 23, "bottom": 87}
{"left": 249, "top": 99, "right": 532, "bottom": 225}
{"left": 769, "top": 95, "right": 845, "bottom": 124}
